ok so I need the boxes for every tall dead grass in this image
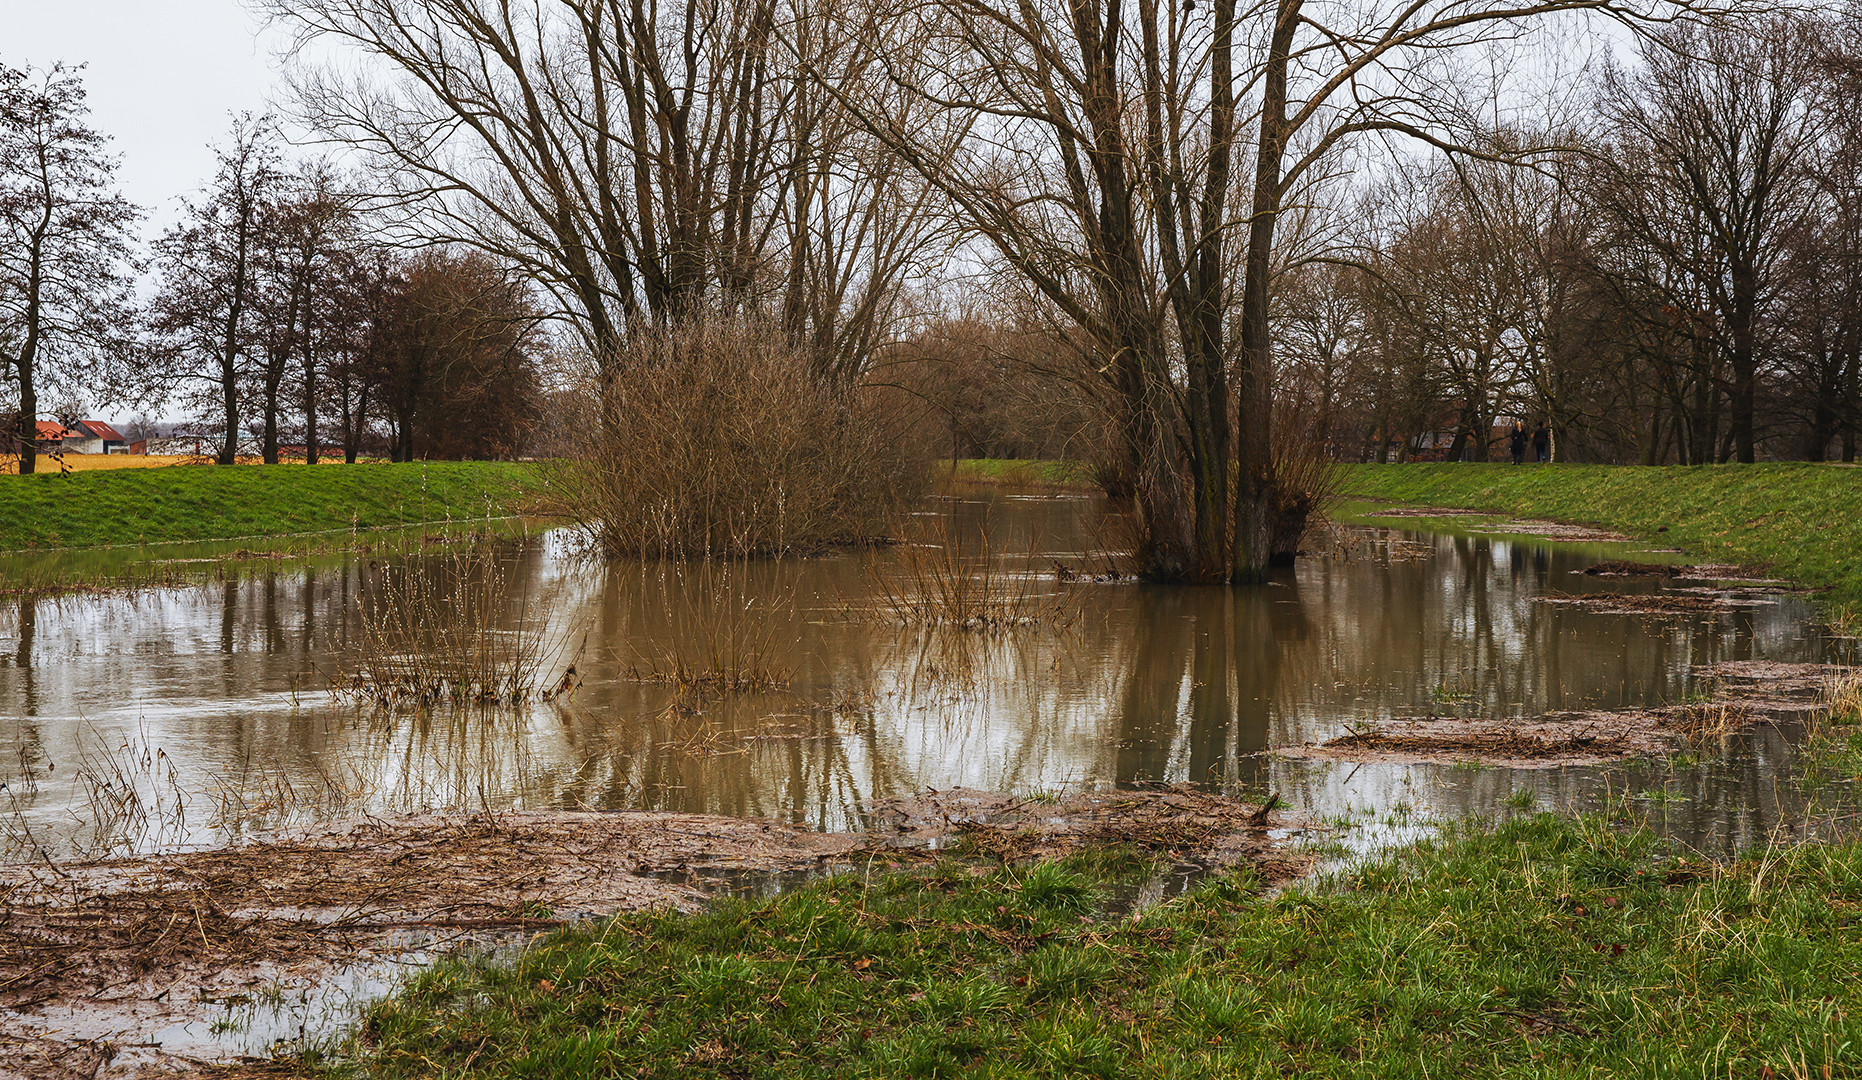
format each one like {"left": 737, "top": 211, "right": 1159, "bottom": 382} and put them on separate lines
{"left": 338, "top": 541, "right": 576, "bottom": 710}
{"left": 862, "top": 515, "right": 1079, "bottom": 632}
{"left": 543, "top": 320, "right": 925, "bottom": 558}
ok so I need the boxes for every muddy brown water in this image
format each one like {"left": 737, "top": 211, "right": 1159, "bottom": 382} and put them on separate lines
{"left": 0, "top": 494, "right": 1848, "bottom": 865}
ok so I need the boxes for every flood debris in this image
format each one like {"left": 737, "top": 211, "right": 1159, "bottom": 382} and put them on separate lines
{"left": 1359, "top": 507, "right": 1636, "bottom": 543}
{"left": 1277, "top": 663, "right": 1853, "bottom": 769}
{"left": 0, "top": 790, "right": 1293, "bottom": 1078}
{"left": 867, "top": 786, "right": 1301, "bottom": 878}
{"left": 1361, "top": 507, "right": 1496, "bottom": 518}
{"left": 1277, "top": 714, "right": 1657, "bottom": 768}
{"left": 1692, "top": 661, "right": 1845, "bottom": 713}
{"left": 1472, "top": 520, "right": 1638, "bottom": 543}
{"left": 1581, "top": 560, "right": 1684, "bottom": 578}
{"left": 1531, "top": 590, "right": 1774, "bottom": 615}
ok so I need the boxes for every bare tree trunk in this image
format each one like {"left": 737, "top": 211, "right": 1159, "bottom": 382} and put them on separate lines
{"left": 1234, "top": 0, "right": 1300, "bottom": 583}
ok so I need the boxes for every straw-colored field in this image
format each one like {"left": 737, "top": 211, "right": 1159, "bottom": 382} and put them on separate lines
{"left": 0, "top": 454, "right": 204, "bottom": 474}
{"left": 0, "top": 454, "right": 379, "bottom": 474}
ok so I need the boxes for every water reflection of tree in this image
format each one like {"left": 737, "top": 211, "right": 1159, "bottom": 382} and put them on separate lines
{"left": 1106, "top": 573, "right": 1314, "bottom": 794}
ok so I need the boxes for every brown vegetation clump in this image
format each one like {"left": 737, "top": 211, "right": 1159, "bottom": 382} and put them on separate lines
{"left": 1266, "top": 395, "right": 1347, "bottom": 563}
{"left": 544, "top": 320, "right": 924, "bottom": 558}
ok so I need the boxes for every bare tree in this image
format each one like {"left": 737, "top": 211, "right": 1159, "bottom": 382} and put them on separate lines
{"left": 260, "top": 0, "right": 944, "bottom": 394}
{"left": 0, "top": 63, "right": 139, "bottom": 474}
{"left": 1591, "top": 18, "right": 1821, "bottom": 463}
{"left": 253, "top": 161, "right": 358, "bottom": 463}
{"left": 146, "top": 116, "right": 285, "bottom": 465}
{"left": 364, "top": 250, "right": 543, "bottom": 462}
{"left": 848, "top": 0, "right": 1714, "bottom": 578}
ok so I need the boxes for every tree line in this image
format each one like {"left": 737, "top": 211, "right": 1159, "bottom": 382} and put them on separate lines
{"left": 1275, "top": 15, "right": 1862, "bottom": 466}
{"left": 6, "top": 0, "right": 1845, "bottom": 577}
{"left": 0, "top": 72, "right": 542, "bottom": 474}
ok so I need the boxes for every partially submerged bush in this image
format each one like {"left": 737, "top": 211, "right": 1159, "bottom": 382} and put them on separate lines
{"left": 544, "top": 320, "right": 924, "bottom": 558}
{"left": 1266, "top": 394, "right": 1345, "bottom": 564}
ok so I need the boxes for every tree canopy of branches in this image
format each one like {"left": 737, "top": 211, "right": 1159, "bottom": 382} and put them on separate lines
{"left": 262, "top": 0, "right": 947, "bottom": 392}
{"left": 364, "top": 250, "right": 544, "bottom": 462}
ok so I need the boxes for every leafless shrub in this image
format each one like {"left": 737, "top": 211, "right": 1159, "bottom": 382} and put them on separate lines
{"left": 1267, "top": 395, "right": 1347, "bottom": 563}
{"left": 543, "top": 319, "right": 926, "bottom": 559}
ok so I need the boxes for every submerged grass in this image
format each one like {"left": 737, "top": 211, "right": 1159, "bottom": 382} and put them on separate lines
{"left": 337, "top": 539, "right": 580, "bottom": 711}
{"left": 943, "top": 459, "right": 1097, "bottom": 490}
{"left": 1346, "top": 462, "right": 1862, "bottom": 606}
{"left": 325, "top": 814, "right": 1862, "bottom": 1079}
{"left": 864, "top": 518, "right": 1079, "bottom": 633}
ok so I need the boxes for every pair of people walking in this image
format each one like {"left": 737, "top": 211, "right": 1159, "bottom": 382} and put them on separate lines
{"left": 1509, "top": 421, "right": 1549, "bottom": 464}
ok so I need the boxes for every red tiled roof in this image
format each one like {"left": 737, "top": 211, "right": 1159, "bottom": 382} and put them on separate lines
{"left": 79, "top": 420, "right": 126, "bottom": 442}
{"left": 34, "top": 420, "right": 76, "bottom": 440}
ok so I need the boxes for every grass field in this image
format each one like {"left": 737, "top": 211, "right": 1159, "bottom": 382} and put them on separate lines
{"left": 0, "top": 461, "right": 542, "bottom": 552}
{"left": 0, "top": 453, "right": 393, "bottom": 474}
{"left": 1347, "top": 462, "right": 1862, "bottom": 609}
{"left": 324, "top": 809, "right": 1862, "bottom": 1079}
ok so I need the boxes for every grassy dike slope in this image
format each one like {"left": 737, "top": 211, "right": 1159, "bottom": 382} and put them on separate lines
{"left": 0, "top": 461, "right": 541, "bottom": 550}
{"left": 1349, "top": 462, "right": 1862, "bottom": 606}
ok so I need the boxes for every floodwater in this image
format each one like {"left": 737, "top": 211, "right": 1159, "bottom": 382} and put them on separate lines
{"left": 0, "top": 493, "right": 1848, "bottom": 866}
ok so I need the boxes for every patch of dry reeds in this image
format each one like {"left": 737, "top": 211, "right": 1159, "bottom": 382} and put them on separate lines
{"left": 862, "top": 516, "right": 1078, "bottom": 632}
{"left": 542, "top": 319, "right": 925, "bottom": 559}
{"left": 1819, "top": 669, "right": 1862, "bottom": 731}
{"left": 338, "top": 541, "right": 576, "bottom": 711}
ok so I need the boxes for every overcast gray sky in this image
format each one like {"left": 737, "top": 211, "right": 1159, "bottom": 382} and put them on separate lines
{"left": 1, "top": 0, "right": 290, "bottom": 234}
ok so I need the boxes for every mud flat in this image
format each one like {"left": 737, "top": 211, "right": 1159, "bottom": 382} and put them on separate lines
{"left": 1277, "top": 662, "right": 1846, "bottom": 769}
{"left": 1359, "top": 507, "right": 1639, "bottom": 543}
{"left": 1531, "top": 590, "right": 1779, "bottom": 616}
{"left": 0, "top": 790, "right": 1287, "bottom": 1078}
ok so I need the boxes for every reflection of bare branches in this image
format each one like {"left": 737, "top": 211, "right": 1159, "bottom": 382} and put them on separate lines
{"left": 338, "top": 540, "right": 579, "bottom": 710}
{"left": 624, "top": 559, "right": 795, "bottom": 695}
{"left": 859, "top": 516, "right": 1078, "bottom": 632}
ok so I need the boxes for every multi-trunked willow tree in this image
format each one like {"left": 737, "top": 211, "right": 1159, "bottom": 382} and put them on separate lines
{"left": 264, "top": 0, "right": 1738, "bottom": 579}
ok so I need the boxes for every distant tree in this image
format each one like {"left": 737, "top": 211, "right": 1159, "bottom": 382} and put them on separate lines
{"left": 0, "top": 63, "right": 140, "bottom": 474}
{"left": 146, "top": 116, "right": 284, "bottom": 465}
{"left": 253, "top": 161, "right": 357, "bottom": 463}
{"left": 365, "top": 251, "right": 542, "bottom": 461}
{"left": 1592, "top": 19, "right": 1822, "bottom": 463}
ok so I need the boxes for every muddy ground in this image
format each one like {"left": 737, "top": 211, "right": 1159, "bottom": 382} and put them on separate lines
{"left": 1278, "top": 662, "right": 1844, "bottom": 768}
{"left": 0, "top": 790, "right": 1288, "bottom": 1078}
{"left": 1359, "top": 508, "right": 1638, "bottom": 543}
{"left": 1531, "top": 590, "right": 1780, "bottom": 616}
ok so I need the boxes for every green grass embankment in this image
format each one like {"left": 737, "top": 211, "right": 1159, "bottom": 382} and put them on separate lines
{"left": 946, "top": 459, "right": 1097, "bottom": 489}
{"left": 0, "top": 461, "right": 543, "bottom": 551}
{"left": 329, "top": 811, "right": 1862, "bottom": 1079}
{"left": 1348, "top": 462, "right": 1862, "bottom": 608}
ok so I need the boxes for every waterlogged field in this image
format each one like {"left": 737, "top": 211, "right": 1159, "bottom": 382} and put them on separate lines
{"left": 1, "top": 494, "right": 1847, "bottom": 858}
{"left": 0, "top": 492, "right": 1855, "bottom": 1073}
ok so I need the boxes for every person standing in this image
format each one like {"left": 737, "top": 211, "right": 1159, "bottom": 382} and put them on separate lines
{"left": 1532, "top": 422, "right": 1550, "bottom": 463}
{"left": 1509, "top": 421, "right": 1526, "bottom": 465}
